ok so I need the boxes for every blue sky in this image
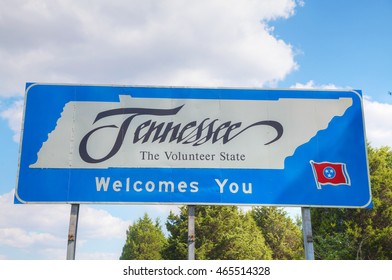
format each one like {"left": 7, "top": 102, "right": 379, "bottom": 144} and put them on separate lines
{"left": 0, "top": 0, "right": 391, "bottom": 260}
{"left": 275, "top": 0, "right": 392, "bottom": 103}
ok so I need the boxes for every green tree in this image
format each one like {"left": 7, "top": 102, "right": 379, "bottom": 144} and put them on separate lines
{"left": 162, "top": 209, "right": 188, "bottom": 260}
{"left": 311, "top": 145, "right": 392, "bottom": 259}
{"left": 120, "top": 213, "right": 167, "bottom": 260}
{"left": 251, "top": 207, "right": 304, "bottom": 259}
{"left": 162, "top": 206, "right": 272, "bottom": 260}
{"left": 311, "top": 208, "right": 354, "bottom": 259}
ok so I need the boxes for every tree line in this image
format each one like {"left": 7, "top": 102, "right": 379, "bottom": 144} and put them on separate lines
{"left": 120, "top": 145, "right": 391, "bottom": 260}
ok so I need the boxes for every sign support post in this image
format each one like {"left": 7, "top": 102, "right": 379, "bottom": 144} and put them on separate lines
{"left": 66, "top": 204, "right": 80, "bottom": 260}
{"left": 301, "top": 207, "right": 315, "bottom": 260}
{"left": 188, "top": 205, "right": 195, "bottom": 260}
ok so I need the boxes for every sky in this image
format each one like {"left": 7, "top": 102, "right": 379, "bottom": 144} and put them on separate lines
{"left": 0, "top": 0, "right": 391, "bottom": 260}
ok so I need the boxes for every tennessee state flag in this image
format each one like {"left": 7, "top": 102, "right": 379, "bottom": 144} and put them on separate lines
{"left": 310, "top": 161, "right": 351, "bottom": 189}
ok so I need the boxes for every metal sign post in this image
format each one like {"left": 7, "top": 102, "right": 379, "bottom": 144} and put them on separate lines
{"left": 188, "top": 205, "right": 195, "bottom": 260}
{"left": 301, "top": 207, "right": 315, "bottom": 260}
{"left": 66, "top": 204, "right": 80, "bottom": 260}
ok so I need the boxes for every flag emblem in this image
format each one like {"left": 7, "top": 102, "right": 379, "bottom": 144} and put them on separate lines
{"left": 310, "top": 161, "right": 351, "bottom": 189}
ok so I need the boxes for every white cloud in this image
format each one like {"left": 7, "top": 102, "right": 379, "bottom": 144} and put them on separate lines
{"left": 363, "top": 97, "right": 392, "bottom": 148}
{"left": 0, "top": 100, "right": 23, "bottom": 142}
{"left": 0, "top": 227, "right": 62, "bottom": 249}
{"left": 150, "top": 204, "right": 181, "bottom": 216}
{"left": 0, "top": 0, "right": 299, "bottom": 98}
{"left": 0, "top": 190, "right": 132, "bottom": 259}
{"left": 0, "top": 191, "right": 69, "bottom": 232}
{"left": 78, "top": 206, "right": 129, "bottom": 239}
{"left": 290, "top": 80, "right": 341, "bottom": 90}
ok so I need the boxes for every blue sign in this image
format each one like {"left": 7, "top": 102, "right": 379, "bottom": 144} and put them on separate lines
{"left": 15, "top": 83, "right": 371, "bottom": 207}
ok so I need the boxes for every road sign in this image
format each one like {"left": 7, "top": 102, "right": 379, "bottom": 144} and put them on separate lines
{"left": 15, "top": 83, "right": 371, "bottom": 207}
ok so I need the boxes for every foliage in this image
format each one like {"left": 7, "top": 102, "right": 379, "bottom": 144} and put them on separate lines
{"left": 161, "top": 208, "right": 189, "bottom": 260}
{"left": 119, "top": 146, "right": 391, "bottom": 260}
{"left": 251, "top": 207, "right": 304, "bottom": 259}
{"left": 119, "top": 213, "right": 166, "bottom": 260}
{"left": 162, "top": 206, "right": 273, "bottom": 260}
{"left": 311, "top": 145, "right": 392, "bottom": 259}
